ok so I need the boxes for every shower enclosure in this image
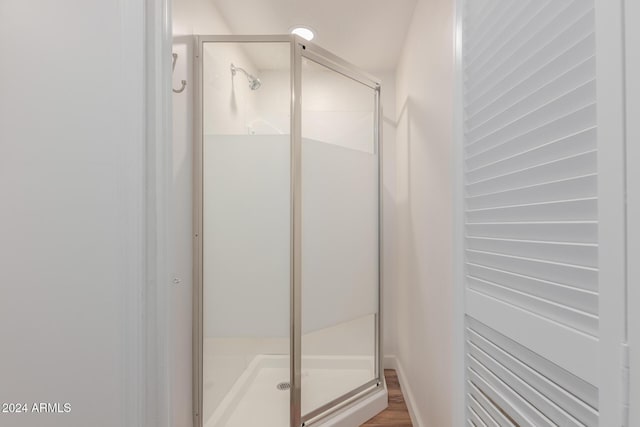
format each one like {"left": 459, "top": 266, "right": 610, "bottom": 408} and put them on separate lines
{"left": 193, "top": 35, "right": 383, "bottom": 427}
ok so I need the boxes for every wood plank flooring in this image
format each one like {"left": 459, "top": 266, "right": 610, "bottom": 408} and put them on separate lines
{"left": 361, "top": 370, "right": 413, "bottom": 426}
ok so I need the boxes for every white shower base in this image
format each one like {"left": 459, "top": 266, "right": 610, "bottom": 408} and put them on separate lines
{"left": 205, "top": 354, "right": 386, "bottom": 427}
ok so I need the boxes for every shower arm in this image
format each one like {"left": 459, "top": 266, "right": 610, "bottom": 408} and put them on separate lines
{"left": 230, "top": 63, "right": 261, "bottom": 90}
{"left": 230, "top": 63, "right": 253, "bottom": 83}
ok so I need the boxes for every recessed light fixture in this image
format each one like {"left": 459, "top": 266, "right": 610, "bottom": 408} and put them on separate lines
{"left": 290, "top": 26, "right": 314, "bottom": 41}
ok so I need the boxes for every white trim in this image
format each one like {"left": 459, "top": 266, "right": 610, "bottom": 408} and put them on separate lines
{"left": 624, "top": 0, "right": 640, "bottom": 424}
{"left": 452, "top": 1, "right": 467, "bottom": 426}
{"left": 385, "top": 355, "right": 425, "bottom": 427}
{"left": 144, "top": 0, "right": 173, "bottom": 426}
{"left": 119, "top": 0, "right": 146, "bottom": 425}
{"left": 595, "top": 0, "right": 628, "bottom": 424}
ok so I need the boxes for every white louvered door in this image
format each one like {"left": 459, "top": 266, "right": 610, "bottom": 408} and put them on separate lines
{"left": 458, "top": 0, "right": 627, "bottom": 425}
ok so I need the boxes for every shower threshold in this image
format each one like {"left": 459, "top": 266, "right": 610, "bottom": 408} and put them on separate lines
{"left": 205, "top": 354, "right": 386, "bottom": 427}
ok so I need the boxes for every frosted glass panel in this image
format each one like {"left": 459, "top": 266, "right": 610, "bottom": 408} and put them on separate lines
{"left": 301, "top": 138, "right": 378, "bottom": 331}
{"left": 301, "top": 57, "right": 378, "bottom": 416}
{"left": 201, "top": 42, "right": 290, "bottom": 427}
{"left": 204, "top": 135, "right": 290, "bottom": 338}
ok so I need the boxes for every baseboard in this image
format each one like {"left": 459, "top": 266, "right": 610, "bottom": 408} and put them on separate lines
{"left": 383, "top": 354, "right": 397, "bottom": 370}
{"left": 383, "top": 355, "right": 424, "bottom": 427}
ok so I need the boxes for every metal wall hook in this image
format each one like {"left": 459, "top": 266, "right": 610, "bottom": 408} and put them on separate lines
{"left": 172, "top": 53, "right": 187, "bottom": 94}
{"left": 173, "top": 79, "right": 187, "bottom": 94}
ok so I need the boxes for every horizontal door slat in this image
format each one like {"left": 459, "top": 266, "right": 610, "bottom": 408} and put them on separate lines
{"left": 466, "top": 263, "right": 598, "bottom": 314}
{"left": 467, "top": 275, "right": 598, "bottom": 335}
{"left": 465, "top": 221, "right": 597, "bottom": 243}
{"left": 466, "top": 236, "right": 597, "bottom": 267}
{"left": 466, "top": 127, "right": 597, "bottom": 182}
{"left": 467, "top": 53, "right": 595, "bottom": 128}
{"left": 466, "top": 11, "right": 595, "bottom": 104}
{"left": 467, "top": 328, "right": 599, "bottom": 425}
{"left": 466, "top": 81, "right": 596, "bottom": 152}
{"left": 466, "top": 249, "right": 597, "bottom": 291}
{"left": 465, "top": 104, "right": 596, "bottom": 163}
{"left": 468, "top": 393, "right": 499, "bottom": 427}
{"left": 464, "top": 0, "right": 521, "bottom": 57}
{"left": 466, "top": 174, "right": 597, "bottom": 210}
{"left": 467, "top": 317, "right": 599, "bottom": 409}
{"left": 463, "top": 0, "right": 497, "bottom": 35}
{"left": 468, "top": 358, "right": 555, "bottom": 426}
{"left": 468, "top": 403, "right": 491, "bottom": 427}
{"left": 466, "top": 151, "right": 597, "bottom": 196}
{"left": 468, "top": 342, "right": 586, "bottom": 426}
{"left": 468, "top": 380, "right": 516, "bottom": 426}
{"left": 468, "top": 65, "right": 595, "bottom": 142}
{"left": 466, "top": 198, "right": 597, "bottom": 223}
{"left": 467, "top": 366, "right": 541, "bottom": 426}
{"left": 468, "top": 7, "right": 594, "bottom": 102}
{"left": 465, "top": 1, "right": 553, "bottom": 72}
{"left": 466, "top": 292, "right": 599, "bottom": 385}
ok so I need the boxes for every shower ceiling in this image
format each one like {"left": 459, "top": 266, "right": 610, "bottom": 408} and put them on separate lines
{"left": 212, "top": 0, "right": 417, "bottom": 71}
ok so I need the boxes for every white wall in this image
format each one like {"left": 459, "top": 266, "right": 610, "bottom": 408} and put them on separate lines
{"left": 0, "top": 1, "right": 146, "bottom": 426}
{"left": 393, "top": 0, "right": 454, "bottom": 425}
{"left": 173, "top": 0, "right": 233, "bottom": 36}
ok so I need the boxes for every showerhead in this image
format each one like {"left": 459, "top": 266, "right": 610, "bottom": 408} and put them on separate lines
{"left": 231, "top": 63, "right": 261, "bottom": 91}
{"left": 249, "top": 78, "right": 261, "bottom": 90}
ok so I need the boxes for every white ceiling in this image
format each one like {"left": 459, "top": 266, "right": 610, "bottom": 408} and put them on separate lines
{"left": 212, "top": 0, "right": 418, "bottom": 71}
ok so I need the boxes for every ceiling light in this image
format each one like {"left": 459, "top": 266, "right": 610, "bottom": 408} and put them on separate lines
{"left": 290, "top": 26, "right": 314, "bottom": 41}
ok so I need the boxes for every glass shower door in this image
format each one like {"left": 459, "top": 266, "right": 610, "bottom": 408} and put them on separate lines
{"left": 197, "top": 38, "right": 292, "bottom": 427}
{"left": 194, "top": 36, "right": 383, "bottom": 427}
{"left": 299, "top": 53, "right": 381, "bottom": 422}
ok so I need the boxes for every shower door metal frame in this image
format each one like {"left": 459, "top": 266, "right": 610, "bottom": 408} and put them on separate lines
{"left": 193, "top": 35, "right": 383, "bottom": 427}
{"left": 294, "top": 38, "right": 383, "bottom": 427}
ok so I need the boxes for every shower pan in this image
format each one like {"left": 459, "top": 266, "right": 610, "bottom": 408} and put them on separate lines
{"left": 193, "top": 35, "right": 384, "bottom": 427}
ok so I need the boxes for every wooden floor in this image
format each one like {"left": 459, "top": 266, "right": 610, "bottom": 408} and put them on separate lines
{"left": 361, "top": 370, "right": 413, "bottom": 426}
